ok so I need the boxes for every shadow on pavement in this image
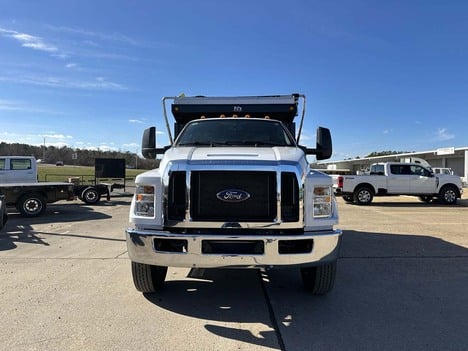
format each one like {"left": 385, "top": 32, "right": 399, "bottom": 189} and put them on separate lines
{"left": 145, "top": 269, "right": 280, "bottom": 349}
{"left": 0, "top": 204, "right": 113, "bottom": 251}
{"left": 344, "top": 198, "right": 468, "bottom": 208}
{"left": 143, "top": 230, "right": 467, "bottom": 351}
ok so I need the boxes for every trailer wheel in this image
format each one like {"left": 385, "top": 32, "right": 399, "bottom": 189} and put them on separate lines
{"left": 131, "top": 261, "right": 167, "bottom": 293}
{"left": 438, "top": 185, "right": 458, "bottom": 205}
{"left": 81, "top": 187, "right": 101, "bottom": 204}
{"left": 301, "top": 262, "right": 337, "bottom": 295}
{"left": 17, "top": 193, "right": 46, "bottom": 217}
{"left": 353, "top": 186, "right": 374, "bottom": 205}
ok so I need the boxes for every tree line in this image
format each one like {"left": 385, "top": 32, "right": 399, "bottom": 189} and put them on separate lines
{"left": 0, "top": 142, "right": 159, "bottom": 169}
{"left": 365, "top": 151, "right": 412, "bottom": 157}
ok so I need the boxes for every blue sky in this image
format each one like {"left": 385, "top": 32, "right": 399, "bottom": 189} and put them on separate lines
{"left": 1, "top": 0, "right": 467, "bottom": 160}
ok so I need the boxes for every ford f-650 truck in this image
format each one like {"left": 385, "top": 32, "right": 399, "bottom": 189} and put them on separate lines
{"left": 337, "top": 162, "right": 463, "bottom": 205}
{"left": 126, "top": 94, "right": 342, "bottom": 295}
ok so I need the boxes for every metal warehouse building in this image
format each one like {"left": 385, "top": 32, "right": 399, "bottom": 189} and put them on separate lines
{"left": 313, "top": 146, "right": 468, "bottom": 186}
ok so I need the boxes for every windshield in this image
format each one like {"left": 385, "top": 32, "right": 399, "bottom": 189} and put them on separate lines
{"left": 175, "top": 119, "right": 295, "bottom": 147}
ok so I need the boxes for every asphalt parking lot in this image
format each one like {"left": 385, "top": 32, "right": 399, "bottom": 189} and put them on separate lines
{"left": 1, "top": 192, "right": 467, "bottom": 351}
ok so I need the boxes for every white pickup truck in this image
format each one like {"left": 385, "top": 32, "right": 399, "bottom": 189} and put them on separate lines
{"left": 337, "top": 162, "right": 463, "bottom": 205}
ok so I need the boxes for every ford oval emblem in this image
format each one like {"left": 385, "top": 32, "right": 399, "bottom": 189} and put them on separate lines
{"left": 216, "top": 189, "right": 251, "bottom": 203}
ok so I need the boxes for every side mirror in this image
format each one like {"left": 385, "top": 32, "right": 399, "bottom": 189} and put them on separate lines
{"left": 142, "top": 127, "right": 157, "bottom": 159}
{"left": 300, "top": 127, "right": 333, "bottom": 160}
{"left": 141, "top": 127, "right": 170, "bottom": 159}
{"left": 315, "top": 127, "right": 332, "bottom": 160}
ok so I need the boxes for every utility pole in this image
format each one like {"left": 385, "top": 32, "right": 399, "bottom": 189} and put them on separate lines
{"left": 43, "top": 137, "right": 46, "bottom": 162}
{"left": 135, "top": 148, "right": 138, "bottom": 169}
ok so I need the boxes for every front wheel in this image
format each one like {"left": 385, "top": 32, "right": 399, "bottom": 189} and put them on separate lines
{"left": 301, "top": 262, "right": 337, "bottom": 295}
{"left": 353, "top": 186, "right": 374, "bottom": 205}
{"left": 17, "top": 193, "right": 46, "bottom": 217}
{"left": 438, "top": 186, "right": 458, "bottom": 205}
{"left": 131, "top": 262, "right": 168, "bottom": 293}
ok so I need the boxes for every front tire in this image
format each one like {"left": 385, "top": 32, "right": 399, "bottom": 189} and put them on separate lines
{"left": 438, "top": 186, "right": 458, "bottom": 205}
{"left": 17, "top": 193, "right": 46, "bottom": 217}
{"left": 353, "top": 186, "right": 374, "bottom": 205}
{"left": 131, "top": 261, "right": 167, "bottom": 293}
{"left": 301, "top": 262, "right": 337, "bottom": 295}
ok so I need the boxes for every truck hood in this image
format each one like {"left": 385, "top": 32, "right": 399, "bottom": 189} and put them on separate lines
{"left": 162, "top": 146, "right": 306, "bottom": 165}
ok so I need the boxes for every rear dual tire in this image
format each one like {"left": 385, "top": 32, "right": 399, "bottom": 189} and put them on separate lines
{"left": 17, "top": 193, "right": 46, "bottom": 217}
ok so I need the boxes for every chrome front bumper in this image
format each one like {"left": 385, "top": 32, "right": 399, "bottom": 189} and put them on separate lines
{"left": 125, "top": 228, "right": 342, "bottom": 268}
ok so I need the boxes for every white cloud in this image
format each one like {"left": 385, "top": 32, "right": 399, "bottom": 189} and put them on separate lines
{"left": 129, "top": 119, "right": 144, "bottom": 124}
{"left": 0, "top": 99, "right": 22, "bottom": 111}
{"left": 123, "top": 142, "right": 139, "bottom": 149}
{"left": 435, "top": 128, "right": 455, "bottom": 141}
{"left": 47, "top": 25, "right": 170, "bottom": 49}
{"left": 65, "top": 63, "right": 77, "bottom": 68}
{"left": 383, "top": 129, "right": 392, "bottom": 134}
{"left": 0, "top": 131, "right": 72, "bottom": 147}
{"left": 0, "top": 74, "right": 126, "bottom": 91}
{"left": 42, "top": 134, "right": 73, "bottom": 140}
{"left": 96, "top": 144, "right": 118, "bottom": 152}
{"left": 0, "top": 27, "right": 58, "bottom": 53}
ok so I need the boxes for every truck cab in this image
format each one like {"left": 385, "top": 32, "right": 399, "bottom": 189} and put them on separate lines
{"left": 126, "top": 94, "right": 341, "bottom": 295}
{"left": 0, "top": 156, "right": 37, "bottom": 183}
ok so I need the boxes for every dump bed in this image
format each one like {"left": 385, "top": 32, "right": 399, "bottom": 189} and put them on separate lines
{"left": 171, "top": 94, "right": 299, "bottom": 123}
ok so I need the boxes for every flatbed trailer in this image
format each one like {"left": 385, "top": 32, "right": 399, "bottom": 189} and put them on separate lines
{"left": 0, "top": 182, "right": 75, "bottom": 217}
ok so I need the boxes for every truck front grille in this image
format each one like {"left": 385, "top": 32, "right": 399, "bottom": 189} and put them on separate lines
{"left": 168, "top": 171, "right": 186, "bottom": 220}
{"left": 191, "top": 171, "right": 276, "bottom": 221}
{"left": 167, "top": 170, "right": 300, "bottom": 224}
{"left": 281, "top": 172, "right": 299, "bottom": 222}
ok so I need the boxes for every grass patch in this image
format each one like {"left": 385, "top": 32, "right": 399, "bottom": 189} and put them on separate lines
{"left": 38, "top": 164, "right": 146, "bottom": 183}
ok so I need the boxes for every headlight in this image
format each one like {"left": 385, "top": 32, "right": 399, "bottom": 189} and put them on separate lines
{"left": 134, "top": 185, "right": 155, "bottom": 217}
{"left": 313, "top": 186, "right": 332, "bottom": 218}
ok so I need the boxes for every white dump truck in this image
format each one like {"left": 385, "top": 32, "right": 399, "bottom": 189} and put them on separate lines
{"left": 126, "top": 94, "right": 342, "bottom": 295}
